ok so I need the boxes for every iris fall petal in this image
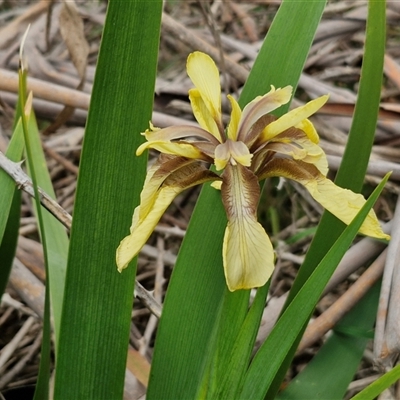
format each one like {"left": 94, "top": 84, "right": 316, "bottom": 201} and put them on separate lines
{"left": 221, "top": 164, "right": 275, "bottom": 291}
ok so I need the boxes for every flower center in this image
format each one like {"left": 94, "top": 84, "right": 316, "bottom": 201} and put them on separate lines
{"left": 214, "top": 139, "right": 253, "bottom": 171}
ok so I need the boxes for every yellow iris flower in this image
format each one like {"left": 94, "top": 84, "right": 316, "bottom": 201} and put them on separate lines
{"left": 116, "top": 51, "right": 389, "bottom": 292}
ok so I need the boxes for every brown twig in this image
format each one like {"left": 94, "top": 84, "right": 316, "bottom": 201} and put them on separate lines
{"left": 298, "top": 250, "right": 387, "bottom": 353}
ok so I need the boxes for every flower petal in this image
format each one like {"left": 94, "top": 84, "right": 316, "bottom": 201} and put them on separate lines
{"left": 189, "top": 88, "right": 223, "bottom": 141}
{"left": 137, "top": 140, "right": 209, "bottom": 160}
{"left": 237, "top": 85, "right": 292, "bottom": 144}
{"left": 214, "top": 139, "right": 253, "bottom": 171}
{"left": 269, "top": 127, "right": 328, "bottom": 175}
{"left": 143, "top": 124, "right": 220, "bottom": 145}
{"left": 116, "top": 161, "right": 219, "bottom": 271}
{"left": 221, "top": 164, "right": 275, "bottom": 291}
{"left": 260, "top": 158, "right": 390, "bottom": 240}
{"left": 226, "top": 94, "right": 242, "bottom": 141}
{"left": 295, "top": 118, "right": 319, "bottom": 144}
{"left": 303, "top": 178, "right": 390, "bottom": 240}
{"left": 260, "top": 95, "right": 329, "bottom": 142}
{"left": 187, "top": 52, "right": 222, "bottom": 131}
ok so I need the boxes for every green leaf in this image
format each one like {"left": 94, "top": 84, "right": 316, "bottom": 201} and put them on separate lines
{"left": 268, "top": 1, "right": 387, "bottom": 395}
{"left": 147, "top": 2, "right": 327, "bottom": 398}
{"left": 215, "top": 283, "right": 270, "bottom": 399}
{"left": 277, "top": 281, "right": 381, "bottom": 400}
{"left": 20, "top": 88, "right": 51, "bottom": 400}
{"left": 0, "top": 121, "right": 24, "bottom": 297}
{"left": 351, "top": 363, "right": 400, "bottom": 400}
{"left": 239, "top": 174, "right": 390, "bottom": 399}
{"left": 24, "top": 110, "right": 69, "bottom": 349}
{"left": 53, "top": 1, "right": 162, "bottom": 398}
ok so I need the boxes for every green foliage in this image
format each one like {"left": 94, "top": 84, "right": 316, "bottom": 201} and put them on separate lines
{"left": 0, "top": 121, "right": 24, "bottom": 297}
{"left": 351, "top": 363, "right": 400, "bottom": 400}
{"left": 53, "top": 1, "right": 162, "bottom": 398}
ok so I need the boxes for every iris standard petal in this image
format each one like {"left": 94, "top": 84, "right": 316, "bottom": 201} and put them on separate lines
{"left": 260, "top": 158, "right": 390, "bottom": 241}
{"left": 237, "top": 85, "right": 292, "bottom": 143}
{"left": 221, "top": 164, "right": 275, "bottom": 291}
{"left": 260, "top": 95, "right": 329, "bottom": 142}
{"left": 226, "top": 94, "right": 242, "bottom": 141}
{"left": 187, "top": 52, "right": 222, "bottom": 126}
{"left": 189, "top": 88, "right": 223, "bottom": 141}
{"left": 116, "top": 162, "right": 219, "bottom": 271}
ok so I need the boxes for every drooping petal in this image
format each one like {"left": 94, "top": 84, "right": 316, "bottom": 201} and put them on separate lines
{"left": 237, "top": 85, "right": 292, "bottom": 144}
{"left": 143, "top": 124, "right": 220, "bottom": 145}
{"left": 260, "top": 158, "right": 390, "bottom": 240}
{"left": 116, "top": 162, "right": 219, "bottom": 271}
{"left": 214, "top": 139, "right": 253, "bottom": 171}
{"left": 221, "top": 164, "right": 275, "bottom": 291}
{"left": 303, "top": 178, "right": 390, "bottom": 240}
{"left": 187, "top": 52, "right": 222, "bottom": 130}
{"left": 137, "top": 139, "right": 209, "bottom": 160}
{"left": 226, "top": 94, "right": 242, "bottom": 140}
{"left": 137, "top": 155, "right": 196, "bottom": 220}
{"left": 189, "top": 88, "right": 223, "bottom": 141}
{"left": 260, "top": 95, "right": 329, "bottom": 142}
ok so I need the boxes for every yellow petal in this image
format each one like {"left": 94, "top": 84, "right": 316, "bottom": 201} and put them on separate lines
{"left": 260, "top": 158, "right": 389, "bottom": 241}
{"left": 237, "top": 85, "right": 292, "bottom": 144}
{"left": 187, "top": 52, "right": 222, "bottom": 127}
{"left": 116, "top": 186, "right": 178, "bottom": 271}
{"left": 259, "top": 126, "right": 328, "bottom": 176}
{"left": 211, "top": 181, "right": 222, "bottom": 190}
{"left": 221, "top": 164, "right": 275, "bottom": 291}
{"left": 295, "top": 118, "right": 319, "bottom": 144}
{"left": 261, "top": 95, "right": 329, "bottom": 142}
{"left": 226, "top": 94, "right": 242, "bottom": 140}
{"left": 137, "top": 140, "right": 206, "bottom": 159}
{"left": 137, "top": 156, "right": 195, "bottom": 220}
{"left": 189, "top": 88, "right": 222, "bottom": 142}
{"left": 116, "top": 162, "right": 219, "bottom": 271}
{"left": 144, "top": 124, "right": 220, "bottom": 145}
{"left": 303, "top": 178, "right": 390, "bottom": 240}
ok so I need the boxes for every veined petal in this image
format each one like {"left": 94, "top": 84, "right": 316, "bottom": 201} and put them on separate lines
{"left": 215, "top": 139, "right": 253, "bottom": 171}
{"left": 237, "top": 85, "right": 292, "bottom": 144}
{"left": 189, "top": 88, "right": 223, "bottom": 142}
{"left": 137, "top": 155, "right": 197, "bottom": 223}
{"left": 116, "top": 162, "right": 219, "bottom": 271}
{"left": 143, "top": 125, "right": 220, "bottom": 145}
{"left": 226, "top": 94, "right": 242, "bottom": 140}
{"left": 137, "top": 140, "right": 208, "bottom": 160}
{"left": 221, "top": 164, "right": 275, "bottom": 291}
{"left": 187, "top": 52, "right": 222, "bottom": 128}
{"left": 260, "top": 158, "right": 390, "bottom": 240}
{"left": 260, "top": 95, "right": 329, "bottom": 142}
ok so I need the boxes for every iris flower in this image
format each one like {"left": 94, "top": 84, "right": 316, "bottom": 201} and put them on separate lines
{"left": 116, "top": 51, "right": 389, "bottom": 291}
